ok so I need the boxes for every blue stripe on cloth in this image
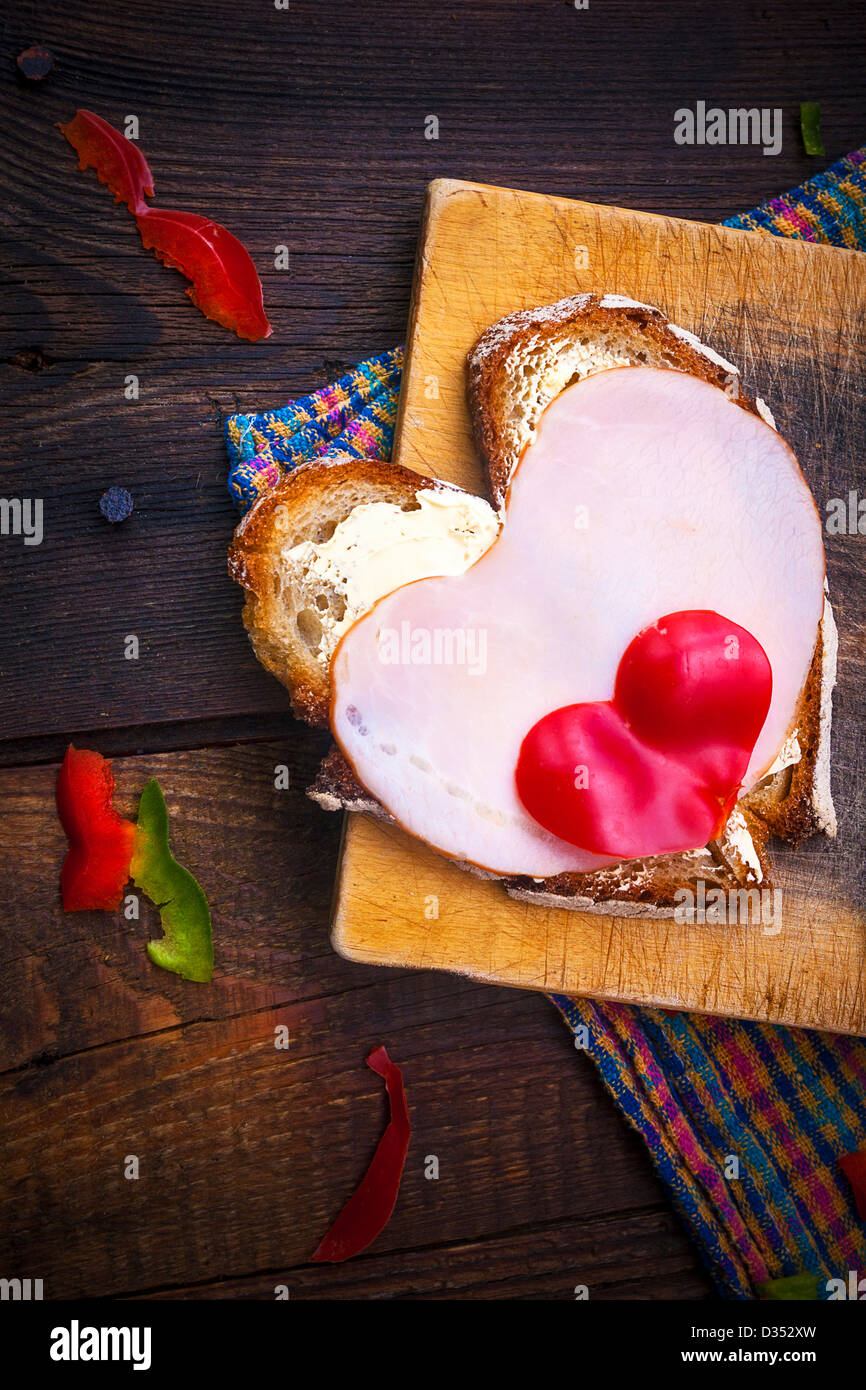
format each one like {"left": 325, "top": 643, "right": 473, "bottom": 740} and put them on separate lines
{"left": 641, "top": 1014, "right": 826, "bottom": 1278}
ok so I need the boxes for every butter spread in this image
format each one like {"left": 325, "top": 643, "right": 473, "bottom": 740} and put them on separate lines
{"left": 284, "top": 487, "right": 500, "bottom": 659}
{"left": 504, "top": 345, "right": 633, "bottom": 409}
{"left": 557, "top": 347, "right": 632, "bottom": 381}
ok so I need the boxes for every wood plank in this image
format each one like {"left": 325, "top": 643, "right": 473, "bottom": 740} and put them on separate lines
{"left": 0, "top": 713, "right": 308, "bottom": 770}
{"left": 337, "top": 817, "right": 866, "bottom": 1033}
{"left": 334, "top": 178, "right": 866, "bottom": 1033}
{"left": 0, "top": 993, "right": 712, "bottom": 1298}
{"left": 137, "top": 1208, "right": 712, "bottom": 1301}
{"left": 0, "top": 743, "right": 347, "bottom": 1070}
{"left": 0, "top": 741, "right": 711, "bottom": 1299}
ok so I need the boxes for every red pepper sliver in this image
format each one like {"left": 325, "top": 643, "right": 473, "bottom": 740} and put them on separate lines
{"left": 58, "top": 110, "right": 155, "bottom": 215}
{"left": 311, "top": 1046, "right": 410, "bottom": 1263}
{"left": 136, "top": 207, "right": 272, "bottom": 342}
{"left": 58, "top": 110, "right": 271, "bottom": 343}
{"left": 839, "top": 1147, "right": 866, "bottom": 1219}
{"left": 56, "top": 746, "right": 135, "bottom": 911}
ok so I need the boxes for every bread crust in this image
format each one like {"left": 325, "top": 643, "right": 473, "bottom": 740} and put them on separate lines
{"left": 309, "top": 746, "right": 774, "bottom": 909}
{"left": 466, "top": 292, "right": 763, "bottom": 506}
{"left": 229, "top": 451, "right": 451, "bottom": 727}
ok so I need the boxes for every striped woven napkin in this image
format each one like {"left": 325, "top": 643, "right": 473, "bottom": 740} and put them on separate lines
{"left": 225, "top": 151, "right": 866, "bottom": 1298}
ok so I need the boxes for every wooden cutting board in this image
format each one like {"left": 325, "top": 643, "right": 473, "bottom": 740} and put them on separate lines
{"left": 331, "top": 178, "right": 866, "bottom": 1035}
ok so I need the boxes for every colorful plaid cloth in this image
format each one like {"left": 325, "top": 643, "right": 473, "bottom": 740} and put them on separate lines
{"left": 226, "top": 346, "right": 403, "bottom": 511}
{"left": 225, "top": 151, "right": 866, "bottom": 1299}
{"left": 724, "top": 148, "right": 866, "bottom": 245}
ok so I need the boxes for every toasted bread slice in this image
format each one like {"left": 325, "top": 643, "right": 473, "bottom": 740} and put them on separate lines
{"left": 466, "top": 292, "right": 775, "bottom": 507}
{"left": 230, "top": 295, "right": 836, "bottom": 915}
{"left": 228, "top": 450, "right": 499, "bottom": 727}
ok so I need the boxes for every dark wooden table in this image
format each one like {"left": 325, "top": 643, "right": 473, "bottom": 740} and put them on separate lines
{"left": 1, "top": 0, "right": 862, "bottom": 1300}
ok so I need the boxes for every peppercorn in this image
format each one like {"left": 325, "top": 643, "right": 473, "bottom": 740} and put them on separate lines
{"left": 16, "top": 46, "right": 54, "bottom": 81}
{"left": 99, "top": 487, "right": 134, "bottom": 523}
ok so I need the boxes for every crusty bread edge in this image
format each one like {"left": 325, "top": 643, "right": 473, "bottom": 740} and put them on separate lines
{"left": 813, "top": 593, "right": 838, "bottom": 836}
{"left": 466, "top": 292, "right": 766, "bottom": 507}
{"left": 228, "top": 452, "right": 481, "bottom": 728}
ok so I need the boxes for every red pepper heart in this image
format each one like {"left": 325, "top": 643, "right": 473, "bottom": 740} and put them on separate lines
{"left": 515, "top": 610, "right": 772, "bottom": 858}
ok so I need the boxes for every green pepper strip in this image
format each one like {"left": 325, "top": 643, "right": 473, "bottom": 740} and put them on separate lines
{"left": 800, "top": 103, "right": 825, "bottom": 157}
{"left": 757, "top": 1271, "right": 820, "bottom": 1301}
{"left": 131, "top": 778, "right": 214, "bottom": 982}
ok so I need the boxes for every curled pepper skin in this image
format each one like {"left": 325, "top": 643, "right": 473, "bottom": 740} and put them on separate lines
{"left": 136, "top": 208, "right": 272, "bottom": 342}
{"left": 58, "top": 110, "right": 155, "bottom": 214}
{"left": 800, "top": 102, "right": 825, "bottom": 157}
{"left": 58, "top": 109, "right": 271, "bottom": 342}
{"left": 56, "top": 746, "right": 135, "bottom": 911}
{"left": 131, "top": 779, "right": 214, "bottom": 983}
{"left": 312, "top": 1045, "right": 410, "bottom": 1263}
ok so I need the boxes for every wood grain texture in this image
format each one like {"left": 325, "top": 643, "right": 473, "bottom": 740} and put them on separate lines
{"left": 2, "top": 0, "right": 863, "bottom": 1301}
{"left": 0, "top": 743, "right": 340, "bottom": 1070}
{"left": 135, "top": 1209, "right": 711, "bottom": 1301}
{"left": 334, "top": 179, "right": 866, "bottom": 1033}
{"left": 0, "top": 744, "right": 712, "bottom": 1298}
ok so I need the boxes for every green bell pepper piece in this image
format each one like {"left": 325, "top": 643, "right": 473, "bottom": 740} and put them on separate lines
{"left": 757, "top": 1271, "right": 820, "bottom": 1301}
{"left": 800, "top": 103, "right": 825, "bottom": 157}
{"left": 131, "top": 778, "right": 214, "bottom": 982}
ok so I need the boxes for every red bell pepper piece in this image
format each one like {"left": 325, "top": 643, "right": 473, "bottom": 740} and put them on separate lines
{"left": 840, "top": 1147, "right": 866, "bottom": 1219}
{"left": 58, "top": 110, "right": 154, "bottom": 215}
{"left": 57, "top": 110, "right": 271, "bottom": 342}
{"left": 56, "top": 746, "right": 135, "bottom": 911}
{"left": 311, "top": 1046, "right": 411, "bottom": 1263}
{"left": 516, "top": 610, "right": 772, "bottom": 858}
{"left": 136, "top": 207, "right": 272, "bottom": 342}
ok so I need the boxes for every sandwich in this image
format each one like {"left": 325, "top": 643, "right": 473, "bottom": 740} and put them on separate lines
{"left": 228, "top": 293, "right": 836, "bottom": 916}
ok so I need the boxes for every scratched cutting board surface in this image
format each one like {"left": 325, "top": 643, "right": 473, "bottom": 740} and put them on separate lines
{"left": 332, "top": 178, "right": 866, "bottom": 1035}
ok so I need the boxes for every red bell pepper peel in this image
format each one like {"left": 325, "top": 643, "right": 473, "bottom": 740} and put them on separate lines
{"left": 58, "top": 110, "right": 154, "bottom": 215}
{"left": 136, "top": 207, "right": 272, "bottom": 342}
{"left": 56, "top": 746, "right": 136, "bottom": 911}
{"left": 311, "top": 1046, "right": 410, "bottom": 1263}
{"left": 58, "top": 110, "right": 271, "bottom": 341}
{"left": 839, "top": 1147, "right": 866, "bottom": 1219}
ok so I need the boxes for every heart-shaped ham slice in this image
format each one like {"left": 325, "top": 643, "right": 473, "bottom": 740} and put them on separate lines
{"left": 331, "top": 367, "right": 825, "bottom": 876}
{"left": 515, "top": 610, "right": 772, "bottom": 858}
